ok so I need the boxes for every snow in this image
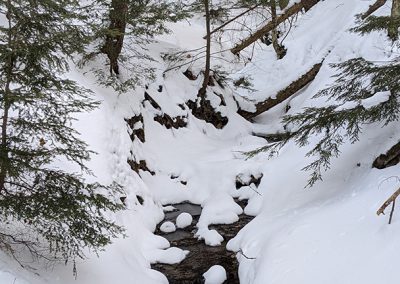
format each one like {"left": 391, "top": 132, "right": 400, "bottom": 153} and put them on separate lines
{"left": 0, "top": 270, "right": 29, "bottom": 284}
{"left": 361, "top": 91, "right": 391, "bottom": 109}
{"left": 150, "top": 247, "right": 189, "bottom": 265}
{"left": 163, "top": 205, "right": 176, "bottom": 212}
{"left": 203, "top": 265, "right": 227, "bottom": 284}
{"left": 176, "top": 213, "right": 193, "bottom": 228}
{"left": 2, "top": 0, "right": 400, "bottom": 284}
{"left": 160, "top": 221, "right": 176, "bottom": 233}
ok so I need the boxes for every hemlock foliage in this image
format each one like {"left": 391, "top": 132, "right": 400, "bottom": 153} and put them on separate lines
{"left": 249, "top": 3, "right": 400, "bottom": 187}
{"left": 0, "top": 0, "right": 124, "bottom": 272}
{"left": 81, "top": 0, "right": 190, "bottom": 93}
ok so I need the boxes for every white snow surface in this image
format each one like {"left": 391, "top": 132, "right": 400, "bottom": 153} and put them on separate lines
{"left": 203, "top": 265, "right": 227, "bottom": 284}
{"left": 176, "top": 213, "right": 193, "bottom": 229}
{"left": 2, "top": 1, "right": 400, "bottom": 284}
{"left": 160, "top": 221, "right": 176, "bottom": 233}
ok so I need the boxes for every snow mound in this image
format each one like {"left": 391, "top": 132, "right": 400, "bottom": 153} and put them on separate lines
{"left": 155, "top": 247, "right": 189, "bottom": 265}
{"left": 203, "top": 265, "right": 227, "bottom": 284}
{"left": 197, "top": 228, "right": 224, "bottom": 246}
{"left": 176, "top": 212, "right": 193, "bottom": 228}
{"left": 160, "top": 221, "right": 176, "bottom": 233}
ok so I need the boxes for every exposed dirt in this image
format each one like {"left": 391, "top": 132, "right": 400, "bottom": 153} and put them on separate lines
{"left": 154, "top": 114, "right": 187, "bottom": 129}
{"left": 187, "top": 97, "right": 228, "bottom": 129}
{"left": 127, "top": 159, "right": 155, "bottom": 176}
{"left": 125, "top": 114, "right": 145, "bottom": 143}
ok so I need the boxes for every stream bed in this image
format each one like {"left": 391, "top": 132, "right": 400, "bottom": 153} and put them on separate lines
{"left": 152, "top": 199, "right": 254, "bottom": 284}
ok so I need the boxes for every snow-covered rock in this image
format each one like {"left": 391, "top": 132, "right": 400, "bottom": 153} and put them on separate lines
{"left": 197, "top": 228, "right": 224, "bottom": 246}
{"left": 154, "top": 247, "right": 189, "bottom": 265}
{"left": 160, "top": 221, "right": 176, "bottom": 233}
{"left": 203, "top": 265, "right": 227, "bottom": 284}
{"left": 176, "top": 212, "right": 193, "bottom": 228}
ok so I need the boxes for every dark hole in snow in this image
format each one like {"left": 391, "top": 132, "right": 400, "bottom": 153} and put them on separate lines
{"left": 125, "top": 115, "right": 145, "bottom": 143}
{"left": 143, "top": 91, "right": 161, "bottom": 110}
{"left": 119, "top": 196, "right": 126, "bottom": 205}
{"left": 183, "top": 69, "right": 198, "bottom": 80}
{"left": 235, "top": 173, "right": 263, "bottom": 189}
{"left": 153, "top": 114, "right": 187, "bottom": 129}
{"left": 127, "top": 159, "right": 155, "bottom": 176}
{"left": 136, "top": 195, "right": 144, "bottom": 205}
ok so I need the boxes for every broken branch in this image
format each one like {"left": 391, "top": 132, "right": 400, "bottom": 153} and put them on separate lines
{"left": 377, "top": 187, "right": 400, "bottom": 224}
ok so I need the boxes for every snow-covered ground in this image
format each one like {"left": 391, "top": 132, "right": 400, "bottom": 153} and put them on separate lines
{"left": 2, "top": 0, "right": 400, "bottom": 283}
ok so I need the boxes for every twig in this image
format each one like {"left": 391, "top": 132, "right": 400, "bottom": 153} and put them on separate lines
{"left": 248, "top": 184, "right": 262, "bottom": 196}
{"left": 204, "top": 4, "right": 261, "bottom": 39}
{"left": 238, "top": 248, "right": 256, "bottom": 260}
{"left": 389, "top": 198, "right": 396, "bottom": 224}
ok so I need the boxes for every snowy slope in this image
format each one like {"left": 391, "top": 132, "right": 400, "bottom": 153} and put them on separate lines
{"left": 1, "top": 0, "right": 400, "bottom": 283}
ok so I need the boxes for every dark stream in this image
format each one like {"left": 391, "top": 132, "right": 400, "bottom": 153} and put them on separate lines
{"left": 151, "top": 199, "right": 254, "bottom": 284}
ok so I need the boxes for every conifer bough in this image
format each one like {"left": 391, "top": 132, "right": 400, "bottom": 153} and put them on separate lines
{"left": 0, "top": 0, "right": 124, "bottom": 272}
{"left": 249, "top": 0, "right": 400, "bottom": 187}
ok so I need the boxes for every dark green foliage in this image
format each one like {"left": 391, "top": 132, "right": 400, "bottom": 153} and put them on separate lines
{"left": 233, "top": 76, "right": 254, "bottom": 90}
{"left": 248, "top": 7, "right": 400, "bottom": 186}
{"left": 352, "top": 15, "right": 400, "bottom": 40}
{"left": 0, "top": 0, "right": 123, "bottom": 270}
{"left": 249, "top": 57, "right": 400, "bottom": 187}
{"left": 81, "top": 0, "right": 190, "bottom": 92}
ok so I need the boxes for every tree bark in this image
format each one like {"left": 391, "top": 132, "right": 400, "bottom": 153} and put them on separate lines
{"left": 270, "top": 0, "right": 287, "bottom": 59}
{"left": 377, "top": 187, "right": 400, "bottom": 224}
{"left": 0, "top": 0, "right": 14, "bottom": 192}
{"left": 238, "top": 62, "right": 323, "bottom": 120}
{"left": 101, "top": 0, "right": 128, "bottom": 75}
{"left": 372, "top": 140, "right": 400, "bottom": 169}
{"left": 199, "top": 0, "right": 212, "bottom": 98}
{"left": 231, "top": 0, "right": 320, "bottom": 55}
{"left": 388, "top": 0, "right": 400, "bottom": 40}
{"left": 360, "top": 0, "right": 387, "bottom": 20}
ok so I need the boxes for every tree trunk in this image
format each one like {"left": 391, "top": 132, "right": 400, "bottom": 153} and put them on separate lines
{"left": 270, "top": 0, "right": 287, "bottom": 59}
{"left": 186, "top": 0, "right": 228, "bottom": 129}
{"left": 199, "top": 0, "right": 212, "bottom": 98}
{"left": 101, "top": 0, "right": 128, "bottom": 75}
{"left": 388, "top": 0, "right": 400, "bottom": 40}
{"left": 231, "top": 0, "right": 320, "bottom": 55}
{"left": 238, "top": 62, "right": 323, "bottom": 120}
{"left": 360, "top": 0, "right": 387, "bottom": 20}
{"left": 0, "top": 0, "right": 14, "bottom": 192}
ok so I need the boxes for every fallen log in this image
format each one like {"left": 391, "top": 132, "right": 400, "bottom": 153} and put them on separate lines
{"left": 373, "top": 140, "right": 400, "bottom": 169}
{"left": 231, "top": 0, "right": 320, "bottom": 55}
{"left": 238, "top": 61, "right": 323, "bottom": 120}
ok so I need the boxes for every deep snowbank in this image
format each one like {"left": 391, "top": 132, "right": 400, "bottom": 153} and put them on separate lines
{"left": 2, "top": 1, "right": 400, "bottom": 283}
